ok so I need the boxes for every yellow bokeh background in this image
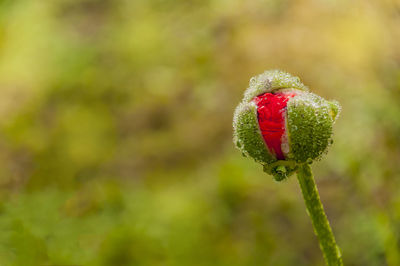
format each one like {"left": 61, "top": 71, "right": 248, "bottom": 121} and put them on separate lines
{"left": 0, "top": 0, "right": 399, "bottom": 265}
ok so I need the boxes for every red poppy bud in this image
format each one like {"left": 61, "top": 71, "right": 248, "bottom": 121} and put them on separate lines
{"left": 233, "top": 70, "right": 340, "bottom": 181}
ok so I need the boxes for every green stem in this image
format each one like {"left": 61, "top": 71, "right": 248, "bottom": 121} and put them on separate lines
{"left": 297, "top": 164, "right": 343, "bottom": 266}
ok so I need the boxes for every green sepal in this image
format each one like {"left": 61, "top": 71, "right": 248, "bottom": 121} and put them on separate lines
{"left": 233, "top": 102, "right": 275, "bottom": 165}
{"left": 286, "top": 92, "right": 340, "bottom": 163}
{"left": 243, "top": 70, "right": 309, "bottom": 102}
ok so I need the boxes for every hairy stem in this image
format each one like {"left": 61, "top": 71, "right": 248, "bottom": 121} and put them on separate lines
{"left": 297, "top": 164, "right": 343, "bottom": 266}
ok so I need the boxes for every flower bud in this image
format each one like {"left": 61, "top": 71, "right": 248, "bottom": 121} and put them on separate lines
{"left": 233, "top": 70, "right": 340, "bottom": 181}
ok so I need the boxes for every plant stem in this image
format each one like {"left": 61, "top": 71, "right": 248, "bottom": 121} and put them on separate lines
{"left": 297, "top": 163, "right": 343, "bottom": 266}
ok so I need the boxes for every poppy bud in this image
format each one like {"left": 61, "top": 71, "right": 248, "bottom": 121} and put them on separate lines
{"left": 233, "top": 70, "right": 340, "bottom": 181}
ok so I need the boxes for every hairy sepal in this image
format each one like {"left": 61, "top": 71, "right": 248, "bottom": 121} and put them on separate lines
{"left": 243, "top": 70, "right": 309, "bottom": 102}
{"left": 286, "top": 92, "right": 340, "bottom": 163}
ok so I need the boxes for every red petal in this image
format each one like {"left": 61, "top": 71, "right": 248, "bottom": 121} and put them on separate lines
{"left": 253, "top": 91, "right": 296, "bottom": 160}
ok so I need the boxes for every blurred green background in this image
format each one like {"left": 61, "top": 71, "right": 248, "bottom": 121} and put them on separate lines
{"left": 0, "top": 0, "right": 399, "bottom": 265}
